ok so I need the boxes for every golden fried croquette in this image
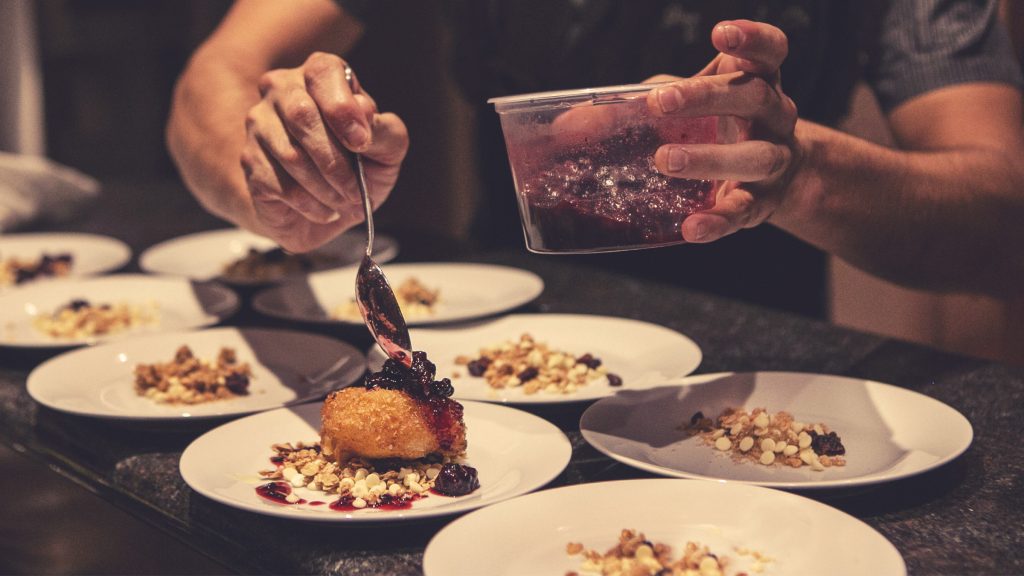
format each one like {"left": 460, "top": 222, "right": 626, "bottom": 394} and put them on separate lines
{"left": 320, "top": 387, "right": 467, "bottom": 461}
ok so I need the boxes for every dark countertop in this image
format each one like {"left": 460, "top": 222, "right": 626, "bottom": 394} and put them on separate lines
{"left": 1, "top": 179, "right": 1022, "bottom": 575}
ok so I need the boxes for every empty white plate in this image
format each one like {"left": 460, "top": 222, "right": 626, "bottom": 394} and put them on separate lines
{"left": 139, "top": 228, "right": 398, "bottom": 285}
{"left": 253, "top": 262, "right": 544, "bottom": 326}
{"left": 179, "top": 400, "right": 571, "bottom": 521}
{"left": 0, "top": 274, "right": 238, "bottom": 348}
{"left": 367, "top": 314, "right": 702, "bottom": 404}
{"left": 0, "top": 232, "right": 130, "bottom": 286}
{"left": 27, "top": 327, "right": 365, "bottom": 420}
{"left": 424, "top": 479, "right": 905, "bottom": 575}
{"left": 580, "top": 372, "right": 973, "bottom": 489}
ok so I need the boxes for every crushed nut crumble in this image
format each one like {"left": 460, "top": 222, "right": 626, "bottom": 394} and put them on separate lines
{"left": 453, "top": 333, "right": 621, "bottom": 395}
{"left": 682, "top": 408, "right": 847, "bottom": 471}
{"left": 34, "top": 298, "right": 159, "bottom": 339}
{"left": 222, "top": 247, "right": 338, "bottom": 282}
{"left": 258, "top": 441, "right": 460, "bottom": 508}
{"left": 567, "top": 529, "right": 736, "bottom": 576}
{"left": 333, "top": 276, "right": 440, "bottom": 320}
{"left": 0, "top": 253, "right": 73, "bottom": 286}
{"left": 134, "top": 345, "right": 252, "bottom": 404}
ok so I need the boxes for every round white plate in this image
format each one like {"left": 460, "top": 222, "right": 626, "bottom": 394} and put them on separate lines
{"left": 253, "top": 262, "right": 544, "bottom": 326}
{"left": 368, "top": 314, "right": 702, "bottom": 404}
{"left": 0, "top": 232, "right": 130, "bottom": 286}
{"left": 179, "top": 401, "right": 571, "bottom": 522}
{"left": 423, "top": 479, "right": 906, "bottom": 576}
{"left": 580, "top": 372, "right": 974, "bottom": 489}
{"left": 0, "top": 274, "right": 239, "bottom": 348}
{"left": 27, "top": 327, "right": 365, "bottom": 420}
{"left": 139, "top": 228, "right": 398, "bottom": 285}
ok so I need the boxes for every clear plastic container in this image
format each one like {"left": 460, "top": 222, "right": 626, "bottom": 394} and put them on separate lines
{"left": 489, "top": 83, "right": 721, "bottom": 253}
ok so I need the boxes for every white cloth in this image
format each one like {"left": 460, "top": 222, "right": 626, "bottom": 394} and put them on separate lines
{"left": 0, "top": 152, "right": 100, "bottom": 232}
{"left": 0, "top": 0, "right": 45, "bottom": 155}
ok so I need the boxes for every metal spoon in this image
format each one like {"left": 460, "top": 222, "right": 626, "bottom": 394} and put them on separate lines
{"left": 345, "top": 66, "right": 413, "bottom": 367}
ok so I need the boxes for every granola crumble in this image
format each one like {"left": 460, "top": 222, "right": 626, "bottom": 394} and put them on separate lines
{"left": 258, "top": 441, "right": 458, "bottom": 508}
{"left": 134, "top": 345, "right": 252, "bottom": 404}
{"left": 453, "top": 333, "right": 621, "bottom": 395}
{"left": 0, "top": 253, "right": 73, "bottom": 286}
{"left": 333, "top": 276, "right": 440, "bottom": 320}
{"left": 222, "top": 247, "right": 338, "bottom": 282}
{"left": 34, "top": 298, "right": 159, "bottom": 339}
{"left": 567, "top": 529, "right": 737, "bottom": 576}
{"left": 682, "top": 408, "right": 847, "bottom": 471}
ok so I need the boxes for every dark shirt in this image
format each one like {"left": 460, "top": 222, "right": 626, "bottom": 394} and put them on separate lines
{"left": 338, "top": 0, "right": 1022, "bottom": 316}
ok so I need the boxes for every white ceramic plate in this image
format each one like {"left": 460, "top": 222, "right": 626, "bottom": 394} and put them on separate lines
{"left": 580, "top": 372, "right": 973, "bottom": 489}
{"left": 179, "top": 401, "right": 571, "bottom": 522}
{"left": 252, "top": 262, "right": 544, "bottom": 326}
{"left": 27, "top": 327, "right": 365, "bottom": 420}
{"left": 423, "top": 479, "right": 906, "bottom": 576}
{"left": 0, "top": 274, "right": 238, "bottom": 348}
{"left": 139, "top": 228, "right": 398, "bottom": 285}
{"left": 0, "top": 232, "right": 130, "bottom": 286}
{"left": 368, "top": 314, "right": 702, "bottom": 404}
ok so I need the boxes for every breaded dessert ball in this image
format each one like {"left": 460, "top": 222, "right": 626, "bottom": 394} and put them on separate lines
{"left": 320, "top": 387, "right": 466, "bottom": 461}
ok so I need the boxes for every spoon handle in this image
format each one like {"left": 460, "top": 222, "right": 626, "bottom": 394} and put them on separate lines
{"left": 344, "top": 65, "right": 374, "bottom": 258}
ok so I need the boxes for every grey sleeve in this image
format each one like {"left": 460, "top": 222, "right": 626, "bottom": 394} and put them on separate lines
{"left": 866, "top": 0, "right": 1023, "bottom": 112}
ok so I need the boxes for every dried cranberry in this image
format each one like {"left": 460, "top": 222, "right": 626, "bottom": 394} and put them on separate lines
{"left": 433, "top": 463, "right": 480, "bottom": 496}
{"left": 14, "top": 268, "right": 35, "bottom": 284}
{"left": 517, "top": 367, "right": 539, "bottom": 382}
{"left": 466, "top": 358, "right": 490, "bottom": 377}
{"left": 810, "top": 430, "right": 846, "bottom": 456}
{"left": 224, "top": 373, "right": 250, "bottom": 394}
{"left": 576, "top": 353, "right": 602, "bottom": 369}
{"left": 66, "top": 299, "right": 91, "bottom": 311}
{"left": 606, "top": 373, "right": 623, "bottom": 387}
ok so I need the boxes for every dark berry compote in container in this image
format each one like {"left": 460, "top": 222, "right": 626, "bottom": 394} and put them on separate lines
{"left": 489, "top": 83, "right": 723, "bottom": 253}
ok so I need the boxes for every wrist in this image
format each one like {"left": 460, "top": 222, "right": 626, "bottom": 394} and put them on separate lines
{"left": 768, "top": 119, "right": 826, "bottom": 230}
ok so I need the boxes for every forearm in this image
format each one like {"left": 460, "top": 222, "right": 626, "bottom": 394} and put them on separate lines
{"left": 166, "top": 45, "right": 261, "bottom": 228}
{"left": 774, "top": 120, "right": 1024, "bottom": 295}
{"left": 165, "top": 0, "right": 362, "bottom": 233}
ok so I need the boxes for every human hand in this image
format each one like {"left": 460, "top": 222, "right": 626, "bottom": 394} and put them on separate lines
{"left": 240, "top": 52, "right": 409, "bottom": 252}
{"left": 648, "top": 20, "right": 800, "bottom": 243}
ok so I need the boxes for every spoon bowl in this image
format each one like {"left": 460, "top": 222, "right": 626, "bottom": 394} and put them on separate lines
{"left": 345, "top": 65, "right": 413, "bottom": 366}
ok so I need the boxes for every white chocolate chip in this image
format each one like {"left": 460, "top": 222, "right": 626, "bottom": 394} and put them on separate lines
{"left": 798, "top": 431, "right": 812, "bottom": 449}
{"left": 753, "top": 413, "right": 770, "bottom": 428}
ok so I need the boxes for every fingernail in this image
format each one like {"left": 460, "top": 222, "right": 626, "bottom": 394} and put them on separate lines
{"left": 326, "top": 211, "right": 341, "bottom": 223}
{"left": 692, "top": 222, "right": 709, "bottom": 241}
{"left": 656, "top": 87, "right": 682, "bottom": 113}
{"left": 721, "top": 24, "right": 743, "bottom": 50}
{"left": 343, "top": 121, "right": 367, "bottom": 149}
{"left": 667, "top": 147, "right": 688, "bottom": 172}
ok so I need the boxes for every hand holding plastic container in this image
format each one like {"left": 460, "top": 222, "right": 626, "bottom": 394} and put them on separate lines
{"left": 490, "top": 83, "right": 726, "bottom": 253}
